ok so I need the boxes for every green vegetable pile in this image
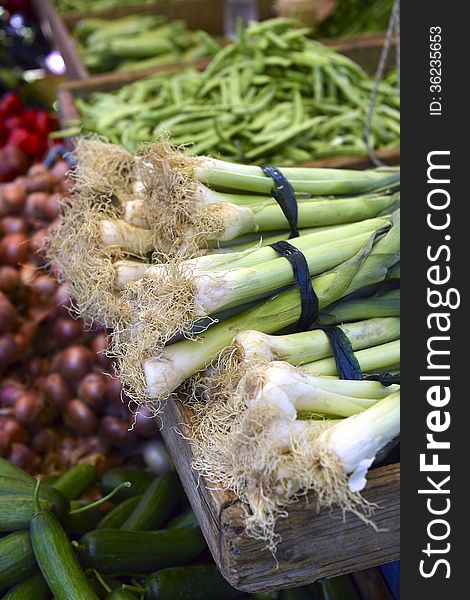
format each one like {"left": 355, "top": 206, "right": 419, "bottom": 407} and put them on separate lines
{"left": 74, "top": 18, "right": 400, "bottom": 164}
{"left": 74, "top": 15, "right": 221, "bottom": 74}
{"left": 0, "top": 457, "right": 373, "bottom": 599}
{"left": 52, "top": 0, "right": 171, "bottom": 14}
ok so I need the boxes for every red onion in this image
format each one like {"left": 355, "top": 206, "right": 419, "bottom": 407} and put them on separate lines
{"left": 53, "top": 283, "right": 72, "bottom": 315}
{"left": 100, "top": 415, "right": 138, "bottom": 447}
{"left": 78, "top": 372, "right": 106, "bottom": 408}
{"left": 0, "top": 266, "right": 20, "bottom": 295}
{"left": 0, "top": 378, "right": 23, "bottom": 407}
{"left": 59, "top": 345, "right": 93, "bottom": 381}
{"left": 27, "top": 356, "right": 46, "bottom": 378}
{"left": 24, "top": 192, "right": 49, "bottom": 220}
{"left": 91, "top": 332, "right": 113, "bottom": 369}
{"left": 31, "top": 427, "right": 59, "bottom": 452}
{"left": 105, "top": 376, "right": 123, "bottom": 405}
{"left": 26, "top": 165, "right": 53, "bottom": 194}
{"left": 0, "top": 334, "right": 18, "bottom": 371}
{"left": 0, "top": 418, "right": 30, "bottom": 445}
{"left": 51, "top": 160, "right": 70, "bottom": 183}
{"left": 2, "top": 181, "right": 27, "bottom": 213}
{"left": 29, "top": 273, "right": 57, "bottom": 300}
{"left": 14, "top": 390, "right": 44, "bottom": 427}
{"left": 0, "top": 290, "right": 18, "bottom": 334}
{"left": 132, "top": 405, "right": 158, "bottom": 438}
{"left": 44, "top": 193, "right": 61, "bottom": 221}
{"left": 8, "top": 442, "right": 36, "bottom": 471}
{"left": 29, "top": 228, "right": 48, "bottom": 259}
{"left": 0, "top": 232, "right": 29, "bottom": 266}
{"left": 65, "top": 399, "right": 98, "bottom": 435}
{"left": 42, "top": 372, "right": 71, "bottom": 409}
{"left": 19, "top": 261, "right": 37, "bottom": 286}
{"left": 53, "top": 317, "right": 83, "bottom": 346}
{"left": 0, "top": 216, "right": 28, "bottom": 234}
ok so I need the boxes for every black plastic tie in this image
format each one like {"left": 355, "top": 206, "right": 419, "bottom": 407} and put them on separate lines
{"left": 261, "top": 166, "right": 299, "bottom": 238}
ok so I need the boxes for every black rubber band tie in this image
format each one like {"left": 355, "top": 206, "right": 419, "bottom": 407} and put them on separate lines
{"left": 261, "top": 166, "right": 299, "bottom": 238}
{"left": 320, "top": 326, "right": 363, "bottom": 380}
{"left": 269, "top": 240, "right": 318, "bottom": 332}
{"left": 364, "top": 372, "right": 400, "bottom": 386}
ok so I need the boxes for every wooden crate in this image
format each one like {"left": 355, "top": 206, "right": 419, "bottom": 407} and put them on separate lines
{"left": 56, "top": 66, "right": 400, "bottom": 168}
{"left": 30, "top": 0, "right": 276, "bottom": 80}
{"left": 159, "top": 396, "right": 399, "bottom": 593}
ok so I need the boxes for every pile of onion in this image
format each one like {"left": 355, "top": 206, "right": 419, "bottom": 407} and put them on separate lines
{"left": 0, "top": 161, "right": 161, "bottom": 474}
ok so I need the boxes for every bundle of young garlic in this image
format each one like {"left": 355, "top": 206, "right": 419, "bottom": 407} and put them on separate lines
{"left": 47, "top": 138, "right": 400, "bottom": 549}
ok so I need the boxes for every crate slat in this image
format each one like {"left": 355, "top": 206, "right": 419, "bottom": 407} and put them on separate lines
{"left": 159, "top": 395, "right": 399, "bottom": 592}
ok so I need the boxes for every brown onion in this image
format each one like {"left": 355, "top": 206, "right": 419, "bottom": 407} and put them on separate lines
{"left": 31, "top": 427, "right": 59, "bottom": 452}
{"left": 19, "top": 261, "right": 37, "bottom": 286}
{"left": 59, "top": 345, "right": 93, "bottom": 381}
{"left": 53, "top": 317, "right": 83, "bottom": 346}
{"left": 66, "top": 399, "right": 97, "bottom": 435}
{"left": 105, "top": 376, "right": 123, "bottom": 405}
{"left": 78, "top": 372, "right": 106, "bottom": 408}
{"left": 0, "top": 418, "right": 30, "bottom": 444}
{"left": 53, "top": 283, "right": 72, "bottom": 315}
{"left": 14, "top": 390, "right": 44, "bottom": 427}
{"left": 29, "top": 228, "right": 48, "bottom": 260}
{"left": 0, "top": 233, "right": 29, "bottom": 266}
{"left": 51, "top": 160, "right": 70, "bottom": 183}
{"left": 8, "top": 442, "right": 36, "bottom": 471}
{"left": 42, "top": 372, "right": 71, "bottom": 409}
{"left": 27, "top": 356, "right": 46, "bottom": 378}
{"left": 132, "top": 405, "right": 158, "bottom": 438}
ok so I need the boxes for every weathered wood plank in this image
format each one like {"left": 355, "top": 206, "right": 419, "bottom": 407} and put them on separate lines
{"left": 160, "top": 396, "right": 400, "bottom": 593}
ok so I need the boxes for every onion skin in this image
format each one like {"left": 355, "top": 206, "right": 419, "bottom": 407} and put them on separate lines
{"left": 0, "top": 334, "right": 18, "bottom": 371}
{"left": 0, "top": 232, "right": 29, "bottom": 266}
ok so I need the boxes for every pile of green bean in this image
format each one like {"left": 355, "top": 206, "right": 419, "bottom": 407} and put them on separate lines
{"left": 74, "top": 15, "right": 221, "bottom": 74}
{"left": 53, "top": 0, "right": 172, "bottom": 14}
{"left": 74, "top": 18, "right": 400, "bottom": 165}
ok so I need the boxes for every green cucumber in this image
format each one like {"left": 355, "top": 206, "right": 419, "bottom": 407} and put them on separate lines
{"left": 0, "top": 496, "right": 56, "bottom": 532}
{"left": 0, "top": 459, "right": 35, "bottom": 484}
{"left": 97, "top": 495, "right": 143, "bottom": 529}
{"left": 78, "top": 527, "right": 207, "bottom": 573}
{"left": 30, "top": 508, "right": 100, "bottom": 600}
{"left": 0, "top": 476, "right": 70, "bottom": 516}
{"left": 120, "top": 472, "right": 179, "bottom": 531}
{"left": 52, "top": 463, "right": 97, "bottom": 500}
{"left": 145, "top": 565, "right": 242, "bottom": 600}
{"left": 1, "top": 573, "right": 49, "bottom": 600}
{"left": 101, "top": 468, "right": 156, "bottom": 501}
{"left": 167, "top": 510, "right": 198, "bottom": 529}
{"left": 0, "top": 531, "right": 36, "bottom": 592}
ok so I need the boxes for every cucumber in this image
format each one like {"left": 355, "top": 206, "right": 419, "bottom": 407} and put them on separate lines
{"left": 30, "top": 508, "right": 100, "bottom": 600}
{"left": 167, "top": 510, "right": 199, "bottom": 529}
{"left": 145, "top": 565, "right": 242, "bottom": 600}
{"left": 0, "top": 496, "right": 57, "bottom": 532}
{"left": 0, "top": 531, "right": 36, "bottom": 592}
{"left": 101, "top": 468, "right": 156, "bottom": 501}
{"left": 120, "top": 472, "right": 179, "bottom": 531}
{"left": 78, "top": 527, "right": 207, "bottom": 573}
{"left": 52, "top": 463, "right": 97, "bottom": 500}
{"left": 0, "top": 476, "right": 70, "bottom": 516}
{"left": 2, "top": 573, "right": 49, "bottom": 600}
{"left": 0, "top": 459, "right": 35, "bottom": 484}
{"left": 97, "top": 495, "right": 143, "bottom": 529}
